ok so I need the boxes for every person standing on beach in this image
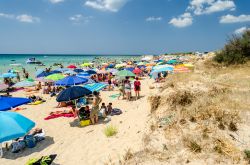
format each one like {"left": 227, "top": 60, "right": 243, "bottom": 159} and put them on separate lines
{"left": 124, "top": 77, "right": 131, "bottom": 101}
{"left": 134, "top": 77, "right": 141, "bottom": 100}
{"left": 90, "top": 91, "right": 102, "bottom": 124}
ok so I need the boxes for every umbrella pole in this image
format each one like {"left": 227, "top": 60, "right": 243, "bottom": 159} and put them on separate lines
{"left": 74, "top": 100, "right": 80, "bottom": 121}
{"left": 0, "top": 143, "right": 3, "bottom": 157}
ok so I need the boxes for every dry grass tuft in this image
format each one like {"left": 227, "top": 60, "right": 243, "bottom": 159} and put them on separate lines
{"left": 148, "top": 95, "right": 161, "bottom": 113}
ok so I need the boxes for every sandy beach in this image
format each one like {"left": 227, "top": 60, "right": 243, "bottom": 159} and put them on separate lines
{"left": 1, "top": 78, "right": 154, "bottom": 165}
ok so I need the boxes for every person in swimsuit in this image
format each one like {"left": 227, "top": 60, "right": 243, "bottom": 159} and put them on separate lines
{"left": 90, "top": 91, "right": 102, "bottom": 124}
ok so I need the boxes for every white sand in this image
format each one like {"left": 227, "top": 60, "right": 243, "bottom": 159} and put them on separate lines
{"left": 0, "top": 78, "right": 153, "bottom": 165}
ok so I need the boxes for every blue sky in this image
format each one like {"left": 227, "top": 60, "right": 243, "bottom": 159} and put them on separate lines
{"left": 0, "top": 0, "right": 250, "bottom": 54}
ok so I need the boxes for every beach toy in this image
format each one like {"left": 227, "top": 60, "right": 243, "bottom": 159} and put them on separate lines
{"left": 80, "top": 120, "right": 90, "bottom": 127}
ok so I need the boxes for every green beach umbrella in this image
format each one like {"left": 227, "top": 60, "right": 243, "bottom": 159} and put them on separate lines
{"left": 26, "top": 78, "right": 34, "bottom": 82}
{"left": 116, "top": 70, "right": 136, "bottom": 77}
{"left": 81, "top": 63, "right": 92, "bottom": 67}
{"left": 45, "top": 74, "right": 65, "bottom": 81}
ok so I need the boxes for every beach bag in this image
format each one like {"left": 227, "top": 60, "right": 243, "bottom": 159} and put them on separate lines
{"left": 26, "top": 154, "right": 57, "bottom": 165}
{"left": 111, "top": 108, "right": 122, "bottom": 116}
{"left": 25, "top": 135, "right": 36, "bottom": 148}
{"left": 11, "top": 141, "right": 26, "bottom": 153}
{"left": 80, "top": 120, "right": 90, "bottom": 127}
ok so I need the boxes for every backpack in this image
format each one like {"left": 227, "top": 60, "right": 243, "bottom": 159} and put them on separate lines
{"left": 25, "top": 135, "right": 36, "bottom": 148}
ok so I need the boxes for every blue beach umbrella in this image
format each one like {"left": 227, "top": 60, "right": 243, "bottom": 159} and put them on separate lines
{"left": 64, "top": 70, "right": 77, "bottom": 75}
{"left": 55, "top": 76, "right": 88, "bottom": 86}
{"left": 56, "top": 86, "right": 91, "bottom": 102}
{"left": 124, "top": 67, "right": 134, "bottom": 72}
{"left": 73, "top": 69, "right": 84, "bottom": 73}
{"left": 86, "top": 70, "right": 97, "bottom": 75}
{"left": 77, "top": 72, "right": 90, "bottom": 77}
{"left": 84, "top": 83, "right": 108, "bottom": 92}
{"left": 150, "top": 67, "right": 174, "bottom": 75}
{"left": 0, "top": 111, "right": 35, "bottom": 143}
{"left": 36, "top": 70, "right": 61, "bottom": 78}
{"left": 0, "top": 97, "right": 31, "bottom": 111}
{"left": 0, "top": 73, "right": 17, "bottom": 78}
{"left": 54, "top": 68, "right": 69, "bottom": 72}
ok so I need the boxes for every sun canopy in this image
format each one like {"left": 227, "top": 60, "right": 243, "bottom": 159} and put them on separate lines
{"left": 0, "top": 111, "right": 35, "bottom": 143}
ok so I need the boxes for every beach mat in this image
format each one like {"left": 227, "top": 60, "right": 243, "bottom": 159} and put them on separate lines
{"left": 44, "top": 113, "right": 74, "bottom": 120}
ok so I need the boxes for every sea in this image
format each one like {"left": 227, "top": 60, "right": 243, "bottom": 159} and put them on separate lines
{"left": 0, "top": 54, "right": 141, "bottom": 78}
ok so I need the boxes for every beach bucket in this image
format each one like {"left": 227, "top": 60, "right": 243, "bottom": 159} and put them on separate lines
{"left": 80, "top": 120, "right": 90, "bottom": 127}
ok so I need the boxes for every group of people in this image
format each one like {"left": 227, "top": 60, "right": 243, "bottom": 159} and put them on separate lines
{"left": 118, "top": 77, "right": 141, "bottom": 101}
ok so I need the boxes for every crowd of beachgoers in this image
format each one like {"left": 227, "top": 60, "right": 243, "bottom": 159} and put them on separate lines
{"left": 0, "top": 55, "right": 195, "bottom": 164}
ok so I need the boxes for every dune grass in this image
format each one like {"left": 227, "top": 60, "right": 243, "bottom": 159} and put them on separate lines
{"left": 104, "top": 125, "right": 118, "bottom": 137}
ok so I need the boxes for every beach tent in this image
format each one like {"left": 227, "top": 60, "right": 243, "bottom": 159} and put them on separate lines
{"left": 0, "top": 73, "right": 17, "bottom": 78}
{"left": 0, "top": 84, "right": 8, "bottom": 91}
{"left": 56, "top": 86, "right": 91, "bottom": 102}
{"left": 67, "top": 65, "right": 77, "bottom": 69}
{"left": 0, "top": 97, "right": 31, "bottom": 111}
{"left": 13, "top": 80, "right": 36, "bottom": 88}
{"left": 116, "top": 70, "right": 136, "bottom": 77}
{"left": 55, "top": 76, "right": 88, "bottom": 86}
{"left": 45, "top": 74, "right": 65, "bottom": 81}
{"left": 84, "top": 83, "right": 108, "bottom": 92}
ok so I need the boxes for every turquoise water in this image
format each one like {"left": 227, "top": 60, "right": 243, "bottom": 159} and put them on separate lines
{"left": 0, "top": 54, "right": 141, "bottom": 78}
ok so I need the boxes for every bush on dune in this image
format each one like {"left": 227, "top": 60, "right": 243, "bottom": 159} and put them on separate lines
{"left": 214, "top": 30, "right": 250, "bottom": 65}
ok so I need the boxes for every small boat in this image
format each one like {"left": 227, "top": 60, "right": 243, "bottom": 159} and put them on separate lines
{"left": 26, "top": 58, "right": 42, "bottom": 64}
{"left": 10, "top": 63, "right": 22, "bottom": 66}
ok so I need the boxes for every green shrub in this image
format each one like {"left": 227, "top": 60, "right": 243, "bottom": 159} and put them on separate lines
{"left": 104, "top": 125, "right": 118, "bottom": 137}
{"left": 214, "top": 29, "right": 250, "bottom": 65}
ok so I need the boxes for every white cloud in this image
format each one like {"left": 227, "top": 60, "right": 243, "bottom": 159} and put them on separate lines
{"left": 49, "top": 0, "right": 64, "bottom": 4}
{"left": 85, "top": 0, "right": 129, "bottom": 12}
{"left": 169, "top": 13, "right": 193, "bottom": 28}
{"left": 220, "top": 14, "right": 250, "bottom": 23}
{"left": 234, "top": 27, "right": 250, "bottom": 34}
{"left": 0, "top": 13, "right": 15, "bottom": 19}
{"left": 69, "top": 14, "right": 93, "bottom": 24}
{"left": 16, "top": 14, "right": 40, "bottom": 23}
{"left": 146, "top": 16, "right": 162, "bottom": 22}
{"left": 188, "top": 0, "right": 235, "bottom": 15}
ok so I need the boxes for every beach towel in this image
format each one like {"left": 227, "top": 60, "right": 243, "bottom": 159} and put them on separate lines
{"left": 10, "top": 141, "right": 26, "bottom": 153}
{"left": 29, "top": 100, "right": 43, "bottom": 105}
{"left": 111, "top": 108, "right": 122, "bottom": 116}
{"left": 44, "top": 113, "right": 74, "bottom": 120}
{"left": 109, "top": 94, "right": 120, "bottom": 100}
{"left": 26, "top": 154, "right": 57, "bottom": 165}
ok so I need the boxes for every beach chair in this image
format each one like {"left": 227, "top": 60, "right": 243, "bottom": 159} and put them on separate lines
{"left": 76, "top": 98, "right": 87, "bottom": 108}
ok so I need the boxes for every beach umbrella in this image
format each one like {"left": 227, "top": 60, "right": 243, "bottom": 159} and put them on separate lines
{"left": 73, "top": 69, "right": 84, "bottom": 73}
{"left": 56, "top": 86, "right": 91, "bottom": 102}
{"left": 64, "top": 70, "right": 76, "bottom": 75}
{"left": 97, "top": 70, "right": 108, "bottom": 74}
{"left": 45, "top": 74, "right": 65, "bottom": 81}
{"left": 84, "top": 83, "right": 108, "bottom": 92}
{"left": 35, "top": 77, "right": 54, "bottom": 83}
{"left": 26, "top": 78, "right": 35, "bottom": 82}
{"left": 67, "top": 65, "right": 77, "bottom": 69}
{"left": 167, "top": 59, "right": 180, "bottom": 65}
{"left": 54, "top": 68, "right": 69, "bottom": 72}
{"left": 0, "top": 97, "right": 31, "bottom": 111}
{"left": 86, "top": 70, "right": 97, "bottom": 75}
{"left": 116, "top": 70, "right": 135, "bottom": 77}
{"left": 13, "top": 80, "right": 36, "bottom": 88}
{"left": 81, "top": 63, "right": 92, "bottom": 67}
{"left": 36, "top": 70, "right": 61, "bottom": 78}
{"left": 153, "top": 64, "right": 174, "bottom": 70}
{"left": 137, "top": 62, "right": 147, "bottom": 66}
{"left": 107, "top": 68, "right": 118, "bottom": 74}
{"left": 55, "top": 76, "right": 88, "bottom": 86}
{"left": 0, "top": 111, "right": 35, "bottom": 143}
{"left": 138, "top": 65, "right": 146, "bottom": 69}
{"left": 77, "top": 72, "right": 90, "bottom": 77}
{"left": 0, "top": 73, "right": 17, "bottom": 78}
{"left": 133, "top": 68, "right": 142, "bottom": 75}
{"left": 150, "top": 67, "right": 174, "bottom": 75}
{"left": 115, "top": 63, "right": 126, "bottom": 68}
{"left": 0, "top": 84, "right": 8, "bottom": 91}
{"left": 174, "top": 67, "right": 190, "bottom": 73}
{"left": 124, "top": 67, "right": 134, "bottom": 72}
{"left": 35, "top": 69, "right": 44, "bottom": 76}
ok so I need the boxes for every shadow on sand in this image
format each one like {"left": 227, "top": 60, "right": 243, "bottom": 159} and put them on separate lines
{"left": 2, "top": 136, "right": 55, "bottom": 160}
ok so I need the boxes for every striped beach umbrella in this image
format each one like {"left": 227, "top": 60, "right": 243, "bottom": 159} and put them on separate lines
{"left": 84, "top": 83, "right": 108, "bottom": 92}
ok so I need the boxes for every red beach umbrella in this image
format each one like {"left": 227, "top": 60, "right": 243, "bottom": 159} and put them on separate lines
{"left": 133, "top": 68, "right": 142, "bottom": 75}
{"left": 67, "top": 65, "right": 77, "bottom": 69}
